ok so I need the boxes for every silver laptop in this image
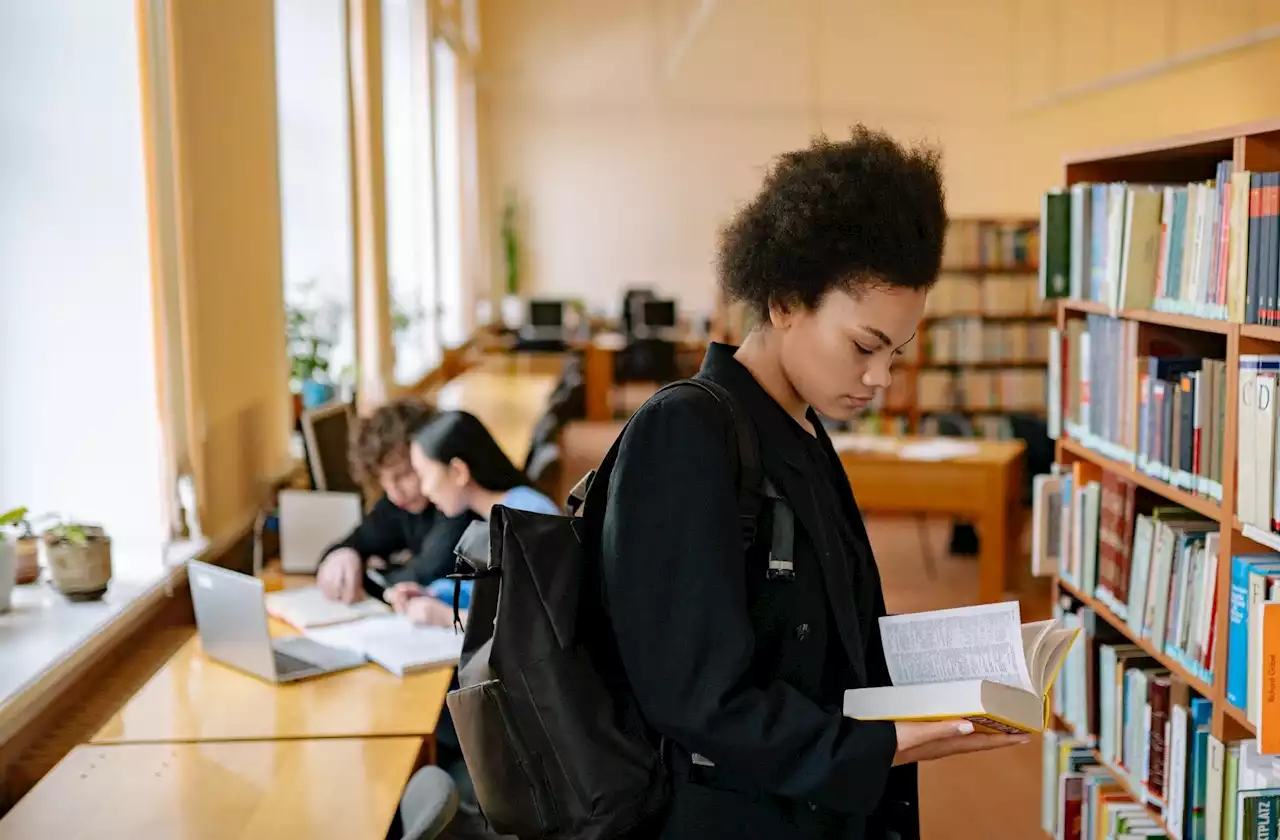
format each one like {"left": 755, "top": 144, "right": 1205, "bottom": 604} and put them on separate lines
{"left": 188, "top": 559, "right": 366, "bottom": 683}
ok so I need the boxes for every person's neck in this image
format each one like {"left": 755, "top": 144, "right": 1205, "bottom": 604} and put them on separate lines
{"left": 733, "top": 330, "right": 811, "bottom": 429}
{"left": 467, "top": 486, "right": 510, "bottom": 520}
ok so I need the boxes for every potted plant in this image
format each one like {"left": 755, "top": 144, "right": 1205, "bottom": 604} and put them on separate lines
{"left": 43, "top": 521, "right": 112, "bottom": 601}
{"left": 0, "top": 507, "right": 24, "bottom": 612}
{"left": 285, "top": 283, "right": 343, "bottom": 409}
{"left": 499, "top": 189, "right": 524, "bottom": 329}
{"left": 6, "top": 508, "right": 41, "bottom": 585}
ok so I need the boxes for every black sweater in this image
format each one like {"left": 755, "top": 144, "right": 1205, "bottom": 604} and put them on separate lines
{"left": 326, "top": 497, "right": 476, "bottom": 596}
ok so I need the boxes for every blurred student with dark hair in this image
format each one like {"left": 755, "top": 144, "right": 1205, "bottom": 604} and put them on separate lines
{"left": 315, "top": 398, "right": 474, "bottom": 604}
{"left": 385, "top": 410, "right": 558, "bottom": 626}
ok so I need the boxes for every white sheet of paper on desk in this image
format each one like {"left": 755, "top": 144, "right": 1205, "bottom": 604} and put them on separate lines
{"left": 896, "top": 439, "right": 980, "bottom": 461}
{"left": 264, "top": 586, "right": 390, "bottom": 629}
{"left": 305, "top": 615, "right": 463, "bottom": 677}
{"left": 829, "top": 434, "right": 900, "bottom": 453}
{"left": 877, "top": 601, "right": 1035, "bottom": 693}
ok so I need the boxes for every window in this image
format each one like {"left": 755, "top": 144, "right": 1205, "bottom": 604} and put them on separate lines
{"left": 0, "top": 0, "right": 168, "bottom": 567}
{"left": 274, "top": 0, "right": 356, "bottom": 402}
{"left": 433, "top": 35, "right": 466, "bottom": 346}
{"left": 384, "top": 0, "right": 440, "bottom": 383}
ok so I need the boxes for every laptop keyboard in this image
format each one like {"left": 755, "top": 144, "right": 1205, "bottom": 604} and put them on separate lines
{"left": 273, "top": 650, "right": 316, "bottom": 676}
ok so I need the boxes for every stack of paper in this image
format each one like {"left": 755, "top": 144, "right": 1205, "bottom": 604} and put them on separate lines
{"left": 264, "top": 586, "right": 390, "bottom": 630}
{"left": 305, "top": 615, "right": 464, "bottom": 677}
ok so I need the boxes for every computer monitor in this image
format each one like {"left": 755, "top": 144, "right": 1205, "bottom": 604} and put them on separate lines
{"left": 300, "top": 400, "right": 361, "bottom": 493}
{"left": 527, "top": 300, "right": 565, "bottom": 328}
{"left": 640, "top": 299, "right": 677, "bottom": 329}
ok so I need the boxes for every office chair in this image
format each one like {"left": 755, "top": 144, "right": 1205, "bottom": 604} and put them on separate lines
{"left": 613, "top": 337, "right": 678, "bottom": 384}
{"left": 397, "top": 766, "right": 460, "bottom": 840}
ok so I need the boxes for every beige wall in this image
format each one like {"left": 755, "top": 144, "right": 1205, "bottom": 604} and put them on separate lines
{"left": 168, "top": 0, "right": 293, "bottom": 538}
{"left": 478, "top": 0, "right": 1280, "bottom": 315}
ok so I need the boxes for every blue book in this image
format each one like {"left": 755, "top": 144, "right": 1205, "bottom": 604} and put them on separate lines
{"left": 1189, "top": 697, "right": 1213, "bottom": 840}
{"left": 1228, "top": 555, "right": 1280, "bottom": 709}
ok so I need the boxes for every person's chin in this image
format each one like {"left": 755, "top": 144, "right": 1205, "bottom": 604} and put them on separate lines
{"left": 399, "top": 499, "right": 429, "bottom": 515}
{"left": 820, "top": 395, "right": 872, "bottom": 421}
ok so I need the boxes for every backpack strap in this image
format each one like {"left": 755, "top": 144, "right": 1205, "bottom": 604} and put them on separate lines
{"left": 659, "top": 378, "right": 765, "bottom": 550}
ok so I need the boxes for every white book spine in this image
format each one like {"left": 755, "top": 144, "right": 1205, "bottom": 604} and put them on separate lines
{"left": 1240, "top": 357, "right": 1259, "bottom": 527}
{"left": 1257, "top": 373, "right": 1277, "bottom": 532}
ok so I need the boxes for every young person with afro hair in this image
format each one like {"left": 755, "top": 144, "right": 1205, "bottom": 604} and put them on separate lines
{"left": 596, "top": 126, "right": 1027, "bottom": 840}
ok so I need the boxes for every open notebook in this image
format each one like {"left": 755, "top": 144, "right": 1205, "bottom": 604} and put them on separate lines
{"left": 842, "top": 601, "right": 1079, "bottom": 734}
{"left": 264, "top": 586, "right": 390, "bottom": 630}
{"left": 304, "top": 615, "right": 463, "bottom": 677}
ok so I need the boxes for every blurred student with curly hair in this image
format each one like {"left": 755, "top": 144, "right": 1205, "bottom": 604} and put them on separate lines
{"left": 315, "top": 398, "right": 474, "bottom": 604}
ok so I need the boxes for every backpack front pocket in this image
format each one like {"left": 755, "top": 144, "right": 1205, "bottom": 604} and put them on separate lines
{"left": 447, "top": 678, "right": 559, "bottom": 836}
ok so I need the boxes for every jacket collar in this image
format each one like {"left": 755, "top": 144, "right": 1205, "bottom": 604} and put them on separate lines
{"left": 696, "top": 343, "right": 869, "bottom": 683}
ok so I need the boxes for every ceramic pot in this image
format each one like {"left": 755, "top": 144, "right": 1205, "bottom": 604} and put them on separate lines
{"left": 14, "top": 537, "right": 39, "bottom": 584}
{"left": 44, "top": 528, "right": 112, "bottom": 601}
{"left": 300, "top": 378, "right": 335, "bottom": 409}
{"left": 0, "top": 541, "right": 14, "bottom": 613}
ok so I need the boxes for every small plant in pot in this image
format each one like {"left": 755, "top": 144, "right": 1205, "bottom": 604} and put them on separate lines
{"left": 0, "top": 507, "right": 25, "bottom": 613}
{"left": 43, "top": 521, "right": 112, "bottom": 602}
{"left": 7, "top": 509, "right": 41, "bottom": 585}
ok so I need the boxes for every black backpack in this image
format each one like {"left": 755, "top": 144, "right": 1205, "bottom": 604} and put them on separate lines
{"left": 443, "top": 378, "right": 792, "bottom": 839}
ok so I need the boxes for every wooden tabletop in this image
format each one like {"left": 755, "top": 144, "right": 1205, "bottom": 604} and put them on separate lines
{"left": 90, "top": 615, "right": 453, "bottom": 745}
{"left": 0, "top": 739, "right": 419, "bottom": 840}
{"left": 431, "top": 356, "right": 561, "bottom": 463}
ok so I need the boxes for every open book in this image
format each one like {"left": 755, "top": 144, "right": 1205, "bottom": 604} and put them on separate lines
{"left": 304, "top": 615, "right": 463, "bottom": 677}
{"left": 264, "top": 586, "right": 390, "bottom": 630}
{"left": 842, "top": 601, "right": 1079, "bottom": 734}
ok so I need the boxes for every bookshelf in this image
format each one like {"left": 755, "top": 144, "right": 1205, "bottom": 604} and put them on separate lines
{"left": 883, "top": 216, "right": 1052, "bottom": 439}
{"left": 1041, "top": 119, "right": 1280, "bottom": 839}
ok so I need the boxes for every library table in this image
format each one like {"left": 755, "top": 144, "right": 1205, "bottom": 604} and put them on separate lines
{"left": 0, "top": 738, "right": 418, "bottom": 840}
{"left": 832, "top": 435, "right": 1026, "bottom": 603}
{"left": 430, "top": 355, "right": 561, "bottom": 463}
{"left": 90, "top": 574, "right": 453, "bottom": 750}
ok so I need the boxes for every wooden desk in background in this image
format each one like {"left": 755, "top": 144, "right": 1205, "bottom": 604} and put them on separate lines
{"left": 431, "top": 355, "right": 561, "bottom": 464}
{"left": 833, "top": 436, "right": 1026, "bottom": 604}
{"left": 0, "top": 738, "right": 419, "bottom": 840}
{"left": 91, "top": 596, "right": 453, "bottom": 750}
{"left": 582, "top": 335, "right": 708, "bottom": 421}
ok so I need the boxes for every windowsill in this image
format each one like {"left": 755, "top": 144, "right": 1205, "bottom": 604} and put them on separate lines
{"left": 0, "top": 537, "right": 208, "bottom": 744}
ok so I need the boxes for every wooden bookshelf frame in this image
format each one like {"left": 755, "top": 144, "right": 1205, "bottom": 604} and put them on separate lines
{"left": 1050, "top": 123, "right": 1280, "bottom": 778}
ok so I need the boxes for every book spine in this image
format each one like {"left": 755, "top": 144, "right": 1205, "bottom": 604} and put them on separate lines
{"left": 1230, "top": 556, "right": 1250, "bottom": 710}
{"left": 1148, "top": 676, "right": 1172, "bottom": 802}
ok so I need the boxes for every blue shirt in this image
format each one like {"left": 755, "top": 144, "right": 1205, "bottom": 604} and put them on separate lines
{"left": 426, "top": 486, "right": 559, "bottom": 608}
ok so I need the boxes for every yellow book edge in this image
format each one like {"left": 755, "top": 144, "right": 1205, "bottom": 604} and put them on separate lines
{"left": 853, "top": 627, "right": 1082, "bottom": 736}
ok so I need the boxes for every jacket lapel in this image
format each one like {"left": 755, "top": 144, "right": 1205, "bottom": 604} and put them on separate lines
{"left": 698, "top": 343, "right": 872, "bottom": 684}
{"left": 764, "top": 449, "right": 869, "bottom": 685}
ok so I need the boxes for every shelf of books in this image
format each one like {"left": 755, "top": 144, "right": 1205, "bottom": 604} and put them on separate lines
{"left": 1035, "top": 119, "right": 1280, "bottom": 840}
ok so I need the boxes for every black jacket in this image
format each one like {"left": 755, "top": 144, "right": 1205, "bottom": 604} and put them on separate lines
{"left": 600, "top": 343, "right": 917, "bottom": 840}
{"left": 325, "top": 497, "right": 475, "bottom": 596}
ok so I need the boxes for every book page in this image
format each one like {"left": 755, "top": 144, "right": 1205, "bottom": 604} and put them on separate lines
{"left": 305, "top": 615, "right": 462, "bottom": 676}
{"left": 878, "top": 601, "right": 1035, "bottom": 692}
{"left": 264, "top": 586, "right": 389, "bottom": 629}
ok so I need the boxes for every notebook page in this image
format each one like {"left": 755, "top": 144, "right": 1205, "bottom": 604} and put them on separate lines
{"left": 878, "top": 601, "right": 1035, "bottom": 692}
{"left": 264, "top": 586, "right": 389, "bottom": 629}
{"left": 306, "top": 615, "right": 462, "bottom": 677}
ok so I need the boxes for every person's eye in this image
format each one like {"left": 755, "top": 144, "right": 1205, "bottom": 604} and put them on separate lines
{"left": 854, "top": 343, "right": 874, "bottom": 356}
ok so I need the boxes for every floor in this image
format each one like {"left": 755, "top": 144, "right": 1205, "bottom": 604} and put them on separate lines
{"left": 866, "top": 516, "right": 1045, "bottom": 840}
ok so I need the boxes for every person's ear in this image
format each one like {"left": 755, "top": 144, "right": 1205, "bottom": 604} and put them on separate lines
{"left": 768, "top": 297, "right": 795, "bottom": 330}
{"left": 448, "top": 457, "right": 472, "bottom": 487}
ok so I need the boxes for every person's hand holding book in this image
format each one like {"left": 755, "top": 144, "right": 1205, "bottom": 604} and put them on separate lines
{"left": 891, "top": 720, "right": 1028, "bottom": 766}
